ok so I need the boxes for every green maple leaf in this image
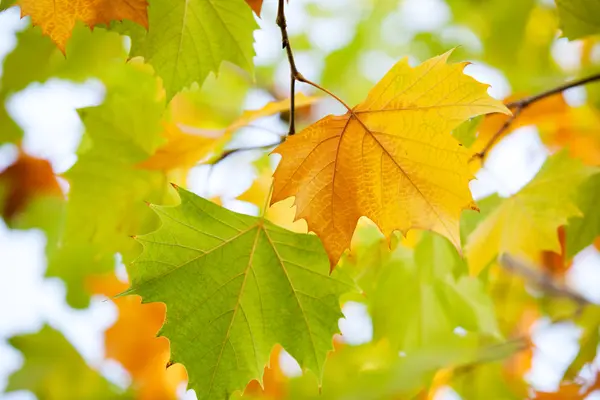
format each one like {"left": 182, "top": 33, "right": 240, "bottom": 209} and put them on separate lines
{"left": 124, "top": 0, "right": 257, "bottom": 99}
{"left": 127, "top": 186, "right": 353, "bottom": 400}
{"left": 7, "top": 325, "right": 131, "bottom": 399}
{"left": 556, "top": 0, "right": 600, "bottom": 40}
{"left": 566, "top": 174, "right": 600, "bottom": 258}
{"left": 47, "top": 62, "right": 173, "bottom": 308}
{"left": 370, "top": 233, "right": 500, "bottom": 353}
{"left": 0, "top": 0, "right": 16, "bottom": 12}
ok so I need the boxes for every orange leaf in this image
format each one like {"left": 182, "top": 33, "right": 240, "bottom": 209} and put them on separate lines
{"left": 0, "top": 150, "right": 63, "bottom": 221}
{"left": 17, "top": 0, "right": 148, "bottom": 52}
{"left": 473, "top": 94, "right": 600, "bottom": 166}
{"left": 140, "top": 94, "right": 319, "bottom": 172}
{"left": 534, "top": 372, "right": 600, "bottom": 400}
{"left": 89, "top": 275, "right": 187, "bottom": 400}
{"left": 245, "top": 0, "right": 263, "bottom": 16}
{"left": 541, "top": 226, "right": 573, "bottom": 275}
{"left": 271, "top": 51, "right": 509, "bottom": 267}
{"left": 471, "top": 95, "right": 569, "bottom": 159}
{"left": 243, "top": 345, "right": 287, "bottom": 399}
{"left": 138, "top": 122, "right": 227, "bottom": 171}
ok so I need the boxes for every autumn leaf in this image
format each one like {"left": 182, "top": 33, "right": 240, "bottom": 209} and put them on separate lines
{"left": 127, "top": 186, "right": 354, "bottom": 400}
{"left": 465, "top": 151, "right": 597, "bottom": 274}
{"left": 241, "top": 345, "right": 287, "bottom": 399}
{"left": 245, "top": 0, "right": 263, "bottom": 16}
{"left": 90, "top": 274, "right": 187, "bottom": 400}
{"left": 140, "top": 94, "right": 318, "bottom": 172}
{"left": 16, "top": 0, "right": 148, "bottom": 52}
{"left": 471, "top": 95, "right": 570, "bottom": 162}
{"left": 534, "top": 371, "right": 600, "bottom": 399}
{"left": 472, "top": 95, "right": 600, "bottom": 166}
{"left": 0, "top": 150, "right": 63, "bottom": 221}
{"left": 272, "top": 51, "right": 509, "bottom": 267}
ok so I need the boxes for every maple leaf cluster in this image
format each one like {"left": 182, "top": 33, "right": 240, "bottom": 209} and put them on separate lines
{"left": 2, "top": 0, "right": 600, "bottom": 399}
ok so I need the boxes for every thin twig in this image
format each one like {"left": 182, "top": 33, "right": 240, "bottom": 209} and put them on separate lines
{"left": 506, "top": 73, "right": 600, "bottom": 109}
{"left": 473, "top": 73, "right": 600, "bottom": 161}
{"left": 276, "top": 0, "right": 351, "bottom": 136}
{"left": 276, "top": 0, "right": 300, "bottom": 135}
{"left": 205, "top": 141, "right": 283, "bottom": 165}
{"left": 499, "top": 253, "right": 590, "bottom": 307}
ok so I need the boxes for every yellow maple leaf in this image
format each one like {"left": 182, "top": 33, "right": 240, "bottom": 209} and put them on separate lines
{"left": 89, "top": 274, "right": 187, "bottom": 400}
{"left": 140, "top": 93, "right": 319, "bottom": 172}
{"left": 17, "top": 0, "right": 148, "bottom": 52}
{"left": 465, "top": 151, "right": 596, "bottom": 274}
{"left": 271, "top": 51, "right": 509, "bottom": 267}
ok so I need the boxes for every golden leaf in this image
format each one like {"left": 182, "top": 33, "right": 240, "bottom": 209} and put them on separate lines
{"left": 272, "top": 51, "right": 509, "bottom": 267}
{"left": 140, "top": 93, "right": 319, "bottom": 172}
{"left": 17, "top": 0, "right": 148, "bottom": 52}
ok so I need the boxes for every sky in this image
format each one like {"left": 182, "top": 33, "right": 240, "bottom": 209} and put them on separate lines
{"left": 1, "top": 1, "right": 600, "bottom": 399}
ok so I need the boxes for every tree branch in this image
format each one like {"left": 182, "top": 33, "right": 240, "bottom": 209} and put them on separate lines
{"left": 276, "top": 0, "right": 351, "bottom": 136}
{"left": 499, "top": 253, "right": 589, "bottom": 307}
{"left": 205, "top": 141, "right": 283, "bottom": 165}
{"left": 473, "top": 72, "right": 600, "bottom": 161}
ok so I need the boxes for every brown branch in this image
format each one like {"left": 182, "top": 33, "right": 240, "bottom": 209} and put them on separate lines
{"left": 205, "top": 141, "right": 283, "bottom": 165}
{"left": 499, "top": 253, "right": 590, "bottom": 307}
{"left": 472, "top": 72, "right": 600, "bottom": 161}
{"left": 276, "top": 0, "right": 350, "bottom": 136}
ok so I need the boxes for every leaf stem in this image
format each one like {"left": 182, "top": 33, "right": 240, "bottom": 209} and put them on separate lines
{"left": 205, "top": 141, "right": 283, "bottom": 165}
{"left": 473, "top": 72, "right": 600, "bottom": 161}
{"left": 276, "top": 0, "right": 351, "bottom": 135}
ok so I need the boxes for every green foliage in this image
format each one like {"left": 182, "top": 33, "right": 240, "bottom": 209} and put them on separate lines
{"left": 123, "top": 0, "right": 257, "bottom": 99}
{"left": 7, "top": 325, "right": 131, "bottom": 399}
{"left": 48, "top": 61, "right": 172, "bottom": 308}
{"left": 567, "top": 174, "right": 600, "bottom": 258}
{"left": 0, "top": 24, "right": 127, "bottom": 143}
{"left": 556, "top": 0, "right": 600, "bottom": 39}
{"left": 129, "top": 187, "right": 353, "bottom": 399}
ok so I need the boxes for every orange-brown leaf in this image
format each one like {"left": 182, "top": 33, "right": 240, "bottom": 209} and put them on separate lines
{"left": 243, "top": 345, "right": 287, "bottom": 398}
{"left": 140, "top": 94, "right": 318, "bottom": 172}
{"left": 0, "top": 151, "right": 63, "bottom": 221}
{"left": 272, "top": 51, "right": 509, "bottom": 267}
{"left": 472, "top": 95, "right": 569, "bottom": 160}
{"left": 89, "top": 275, "right": 186, "bottom": 400}
{"left": 17, "top": 0, "right": 148, "bottom": 52}
{"left": 244, "top": 0, "right": 263, "bottom": 16}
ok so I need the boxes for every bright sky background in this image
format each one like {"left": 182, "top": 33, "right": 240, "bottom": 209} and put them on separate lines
{"left": 1, "top": 0, "right": 600, "bottom": 399}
